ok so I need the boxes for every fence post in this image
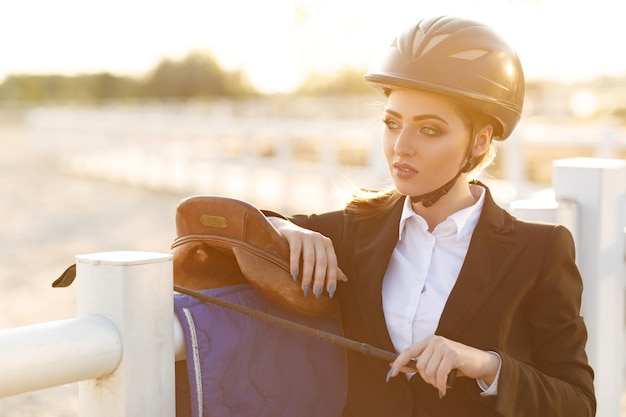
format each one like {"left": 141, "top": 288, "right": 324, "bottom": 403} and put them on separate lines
{"left": 552, "top": 157, "right": 626, "bottom": 417}
{"left": 76, "top": 251, "right": 175, "bottom": 417}
{"left": 508, "top": 198, "right": 579, "bottom": 244}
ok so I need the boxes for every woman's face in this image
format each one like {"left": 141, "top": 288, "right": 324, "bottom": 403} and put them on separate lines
{"left": 382, "top": 89, "right": 472, "bottom": 198}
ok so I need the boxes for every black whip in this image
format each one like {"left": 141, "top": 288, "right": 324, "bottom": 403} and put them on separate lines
{"left": 174, "top": 284, "right": 456, "bottom": 391}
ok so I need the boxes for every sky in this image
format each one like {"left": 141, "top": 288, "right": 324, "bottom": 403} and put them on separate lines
{"left": 1, "top": 0, "right": 625, "bottom": 94}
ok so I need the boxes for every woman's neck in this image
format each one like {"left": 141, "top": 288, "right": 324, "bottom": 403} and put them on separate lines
{"left": 411, "top": 177, "right": 477, "bottom": 231}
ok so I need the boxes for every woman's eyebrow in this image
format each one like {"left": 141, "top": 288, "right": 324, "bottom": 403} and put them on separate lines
{"left": 384, "top": 109, "right": 402, "bottom": 119}
{"left": 384, "top": 109, "right": 448, "bottom": 125}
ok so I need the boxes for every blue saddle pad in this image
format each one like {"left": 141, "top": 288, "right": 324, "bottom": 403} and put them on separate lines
{"left": 174, "top": 284, "right": 347, "bottom": 417}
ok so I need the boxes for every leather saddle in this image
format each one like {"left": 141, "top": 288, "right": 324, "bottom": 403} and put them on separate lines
{"left": 170, "top": 195, "right": 337, "bottom": 317}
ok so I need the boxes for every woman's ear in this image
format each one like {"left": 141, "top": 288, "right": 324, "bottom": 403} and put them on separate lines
{"left": 472, "top": 125, "right": 493, "bottom": 157}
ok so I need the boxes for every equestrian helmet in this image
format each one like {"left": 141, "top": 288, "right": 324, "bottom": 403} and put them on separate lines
{"left": 365, "top": 16, "right": 525, "bottom": 140}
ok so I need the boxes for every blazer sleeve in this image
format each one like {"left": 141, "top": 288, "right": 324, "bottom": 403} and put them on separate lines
{"left": 489, "top": 225, "right": 596, "bottom": 417}
{"left": 285, "top": 211, "right": 347, "bottom": 243}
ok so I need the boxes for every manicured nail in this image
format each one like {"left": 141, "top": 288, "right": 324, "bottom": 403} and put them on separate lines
{"left": 291, "top": 269, "right": 298, "bottom": 281}
{"left": 303, "top": 284, "right": 310, "bottom": 297}
{"left": 328, "top": 284, "right": 336, "bottom": 299}
{"left": 385, "top": 368, "right": 393, "bottom": 383}
{"left": 314, "top": 286, "right": 322, "bottom": 299}
{"left": 438, "top": 390, "right": 444, "bottom": 399}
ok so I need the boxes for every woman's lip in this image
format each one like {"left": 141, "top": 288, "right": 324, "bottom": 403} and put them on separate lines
{"left": 393, "top": 162, "right": 418, "bottom": 179}
{"left": 394, "top": 162, "right": 417, "bottom": 172}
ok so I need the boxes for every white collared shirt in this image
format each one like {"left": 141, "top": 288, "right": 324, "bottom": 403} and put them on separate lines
{"left": 382, "top": 185, "right": 499, "bottom": 394}
{"left": 382, "top": 185, "right": 486, "bottom": 353}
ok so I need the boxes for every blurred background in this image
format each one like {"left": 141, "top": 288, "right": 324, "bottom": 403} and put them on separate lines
{"left": 1, "top": 0, "right": 625, "bottom": 415}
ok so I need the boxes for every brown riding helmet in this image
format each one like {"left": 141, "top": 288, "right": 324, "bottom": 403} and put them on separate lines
{"left": 365, "top": 15, "right": 525, "bottom": 140}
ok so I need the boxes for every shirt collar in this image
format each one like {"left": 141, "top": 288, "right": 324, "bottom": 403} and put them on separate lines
{"left": 398, "top": 184, "right": 486, "bottom": 242}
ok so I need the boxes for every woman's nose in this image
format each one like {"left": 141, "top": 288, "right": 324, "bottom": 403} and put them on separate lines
{"left": 393, "top": 129, "right": 415, "bottom": 156}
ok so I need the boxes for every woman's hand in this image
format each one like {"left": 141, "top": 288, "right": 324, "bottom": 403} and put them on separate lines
{"left": 268, "top": 217, "right": 348, "bottom": 299}
{"left": 388, "top": 335, "right": 500, "bottom": 397}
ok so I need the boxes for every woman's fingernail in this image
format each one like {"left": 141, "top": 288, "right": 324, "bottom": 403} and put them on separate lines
{"left": 438, "top": 390, "right": 444, "bottom": 399}
{"left": 328, "top": 284, "right": 336, "bottom": 299}
{"left": 303, "top": 284, "right": 310, "bottom": 297}
{"left": 385, "top": 368, "right": 393, "bottom": 383}
{"left": 291, "top": 269, "right": 298, "bottom": 281}
{"left": 314, "top": 286, "right": 322, "bottom": 299}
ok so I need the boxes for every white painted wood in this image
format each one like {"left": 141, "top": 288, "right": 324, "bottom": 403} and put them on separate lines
{"left": 174, "top": 314, "right": 186, "bottom": 361}
{"left": 0, "top": 316, "right": 120, "bottom": 397}
{"left": 76, "top": 251, "right": 175, "bottom": 417}
{"left": 552, "top": 157, "right": 626, "bottom": 417}
{"left": 509, "top": 198, "right": 579, "bottom": 243}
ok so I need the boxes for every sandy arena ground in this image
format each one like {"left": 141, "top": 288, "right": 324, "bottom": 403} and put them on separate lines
{"left": 0, "top": 121, "right": 187, "bottom": 416}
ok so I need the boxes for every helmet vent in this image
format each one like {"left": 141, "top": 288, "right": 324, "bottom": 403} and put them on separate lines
{"left": 411, "top": 30, "right": 425, "bottom": 58}
{"left": 417, "top": 34, "right": 450, "bottom": 59}
{"left": 449, "top": 49, "right": 489, "bottom": 61}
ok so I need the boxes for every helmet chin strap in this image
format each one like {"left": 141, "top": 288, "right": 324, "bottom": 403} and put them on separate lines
{"left": 409, "top": 157, "right": 474, "bottom": 208}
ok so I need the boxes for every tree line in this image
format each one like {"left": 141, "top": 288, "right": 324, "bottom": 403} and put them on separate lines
{"left": 0, "top": 52, "right": 372, "bottom": 103}
{"left": 3, "top": 51, "right": 623, "bottom": 123}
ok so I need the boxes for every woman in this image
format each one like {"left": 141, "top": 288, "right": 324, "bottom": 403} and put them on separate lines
{"left": 268, "top": 16, "right": 596, "bottom": 417}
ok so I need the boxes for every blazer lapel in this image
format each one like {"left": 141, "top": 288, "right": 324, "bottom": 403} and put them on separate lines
{"left": 352, "top": 198, "right": 404, "bottom": 351}
{"left": 436, "top": 185, "right": 527, "bottom": 339}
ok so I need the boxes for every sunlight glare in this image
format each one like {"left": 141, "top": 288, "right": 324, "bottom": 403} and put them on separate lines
{"left": 0, "top": 0, "right": 625, "bottom": 93}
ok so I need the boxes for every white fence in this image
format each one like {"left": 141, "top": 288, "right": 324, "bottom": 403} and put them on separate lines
{"left": 23, "top": 101, "right": 388, "bottom": 214}
{"left": 22, "top": 103, "right": 626, "bottom": 213}
{"left": 0, "top": 159, "right": 624, "bottom": 416}
{"left": 510, "top": 158, "right": 626, "bottom": 417}
{"left": 0, "top": 251, "right": 185, "bottom": 416}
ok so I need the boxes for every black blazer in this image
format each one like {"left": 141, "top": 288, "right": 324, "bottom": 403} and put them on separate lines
{"left": 291, "top": 183, "right": 595, "bottom": 417}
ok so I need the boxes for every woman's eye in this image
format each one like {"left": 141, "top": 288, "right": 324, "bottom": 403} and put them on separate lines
{"left": 382, "top": 119, "right": 400, "bottom": 129}
{"left": 419, "top": 126, "right": 439, "bottom": 136}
